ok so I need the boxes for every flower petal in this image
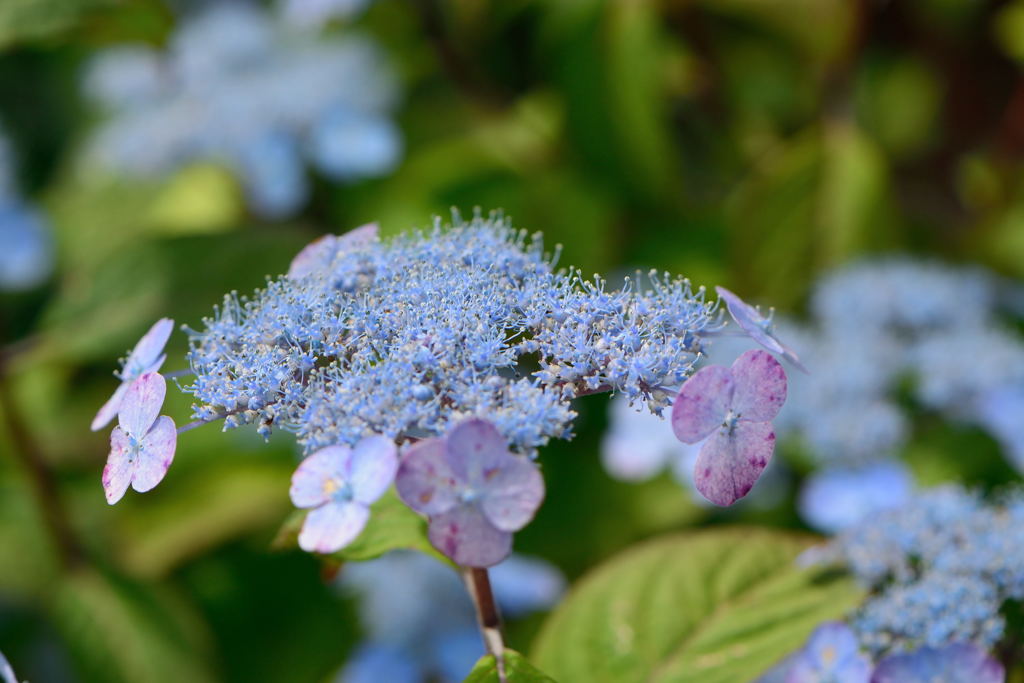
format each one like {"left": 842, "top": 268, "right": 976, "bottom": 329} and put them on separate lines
{"left": 670, "top": 365, "right": 734, "bottom": 443}
{"left": 428, "top": 504, "right": 512, "bottom": 567}
{"left": 871, "top": 643, "right": 1004, "bottom": 683}
{"left": 716, "top": 286, "right": 807, "bottom": 372}
{"left": 290, "top": 445, "right": 353, "bottom": 509}
{"left": 103, "top": 426, "right": 133, "bottom": 505}
{"left": 298, "top": 501, "right": 369, "bottom": 553}
{"left": 118, "top": 372, "right": 166, "bottom": 438}
{"left": 445, "top": 418, "right": 510, "bottom": 487}
{"left": 132, "top": 416, "right": 176, "bottom": 493}
{"left": 395, "top": 437, "right": 460, "bottom": 516}
{"left": 91, "top": 380, "right": 128, "bottom": 432}
{"left": 287, "top": 233, "right": 337, "bottom": 279}
{"left": 730, "top": 349, "right": 787, "bottom": 422}
{"left": 693, "top": 421, "right": 775, "bottom": 506}
{"left": 349, "top": 435, "right": 399, "bottom": 505}
{"left": 480, "top": 456, "right": 545, "bottom": 532}
{"left": 125, "top": 318, "right": 174, "bottom": 376}
{"left": 337, "top": 221, "right": 379, "bottom": 250}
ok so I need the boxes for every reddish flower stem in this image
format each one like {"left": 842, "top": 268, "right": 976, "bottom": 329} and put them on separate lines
{"left": 462, "top": 566, "right": 507, "bottom": 682}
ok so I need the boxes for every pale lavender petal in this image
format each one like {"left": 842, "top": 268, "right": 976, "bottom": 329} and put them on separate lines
{"left": 428, "top": 504, "right": 512, "bottom": 567}
{"left": 480, "top": 456, "right": 544, "bottom": 532}
{"left": 671, "top": 365, "right": 734, "bottom": 443}
{"left": 693, "top": 421, "right": 775, "bottom": 506}
{"left": 730, "top": 350, "right": 787, "bottom": 422}
{"left": 298, "top": 500, "right": 370, "bottom": 553}
{"left": 125, "top": 318, "right": 174, "bottom": 374}
{"left": 336, "top": 222, "right": 379, "bottom": 250}
{"left": 395, "top": 437, "right": 460, "bottom": 515}
{"left": 871, "top": 643, "right": 1004, "bottom": 683}
{"left": 290, "top": 444, "right": 353, "bottom": 509}
{"left": 91, "top": 380, "right": 129, "bottom": 432}
{"left": 132, "top": 416, "right": 176, "bottom": 493}
{"left": 103, "top": 427, "right": 133, "bottom": 505}
{"left": 118, "top": 372, "right": 166, "bottom": 438}
{"left": 349, "top": 435, "right": 399, "bottom": 505}
{"left": 445, "top": 418, "right": 510, "bottom": 487}
{"left": 716, "top": 286, "right": 807, "bottom": 372}
{"left": 287, "top": 233, "right": 337, "bottom": 278}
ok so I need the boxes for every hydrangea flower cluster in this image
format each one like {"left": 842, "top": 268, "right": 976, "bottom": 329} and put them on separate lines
{"left": 761, "top": 622, "right": 1005, "bottom": 683}
{"left": 96, "top": 214, "right": 790, "bottom": 567}
{"left": 0, "top": 127, "right": 53, "bottom": 292}
{"left": 279, "top": 0, "right": 371, "bottom": 29}
{"left": 337, "top": 551, "right": 565, "bottom": 682}
{"left": 804, "top": 485, "right": 1024, "bottom": 657}
{"left": 83, "top": 2, "right": 401, "bottom": 218}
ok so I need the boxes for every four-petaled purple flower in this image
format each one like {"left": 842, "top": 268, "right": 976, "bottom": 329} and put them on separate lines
{"left": 395, "top": 418, "right": 545, "bottom": 568}
{"left": 103, "top": 372, "right": 177, "bottom": 504}
{"left": 290, "top": 435, "right": 398, "bottom": 553}
{"left": 671, "top": 349, "right": 787, "bottom": 506}
{"left": 92, "top": 318, "right": 174, "bottom": 431}
{"left": 716, "top": 286, "right": 807, "bottom": 372}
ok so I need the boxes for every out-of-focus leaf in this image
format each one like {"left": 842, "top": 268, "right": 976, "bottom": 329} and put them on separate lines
{"left": 727, "top": 121, "right": 892, "bottom": 305}
{"left": 116, "top": 462, "right": 294, "bottom": 578}
{"left": 0, "top": 0, "right": 102, "bottom": 48}
{"left": 146, "top": 163, "right": 243, "bottom": 236}
{"left": 0, "top": 480, "right": 60, "bottom": 596}
{"left": 855, "top": 55, "right": 942, "bottom": 159}
{"left": 994, "top": 1, "right": 1024, "bottom": 63}
{"left": 531, "top": 527, "right": 864, "bottom": 683}
{"left": 50, "top": 569, "right": 216, "bottom": 683}
{"left": 465, "top": 649, "right": 558, "bottom": 683}
{"left": 272, "top": 488, "right": 450, "bottom": 565}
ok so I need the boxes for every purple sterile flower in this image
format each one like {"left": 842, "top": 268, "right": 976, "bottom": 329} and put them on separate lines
{"left": 92, "top": 318, "right": 174, "bottom": 431}
{"left": 290, "top": 435, "right": 398, "bottom": 553}
{"left": 395, "top": 418, "right": 545, "bottom": 567}
{"left": 671, "top": 349, "right": 786, "bottom": 506}
{"left": 287, "top": 222, "right": 378, "bottom": 279}
{"left": 871, "top": 643, "right": 1004, "bottom": 683}
{"left": 716, "top": 286, "right": 807, "bottom": 373}
{"left": 786, "top": 622, "right": 872, "bottom": 683}
{"left": 102, "top": 373, "right": 177, "bottom": 504}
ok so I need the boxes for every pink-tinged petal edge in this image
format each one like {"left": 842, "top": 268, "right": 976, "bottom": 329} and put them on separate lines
{"left": 395, "top": 437, "right": 461, "bottom": 516}
{"left": 298, "top": 501, "right": 370, "bottom": 554}
{"left": 693, "top": 421, "right": 775, "bottom": 506}
{"left": 336, "top": 222, "right": 379, "bottom": 250}
{"left": 287, "top": 233, "right": 337, "bottom": 279}
{"left": 103, "top": 427, "right": 133, "bottom": 505}
{"left": 118, "top": 373, "right": 166, "bottom": 438}
{"left": 290, "top": 445, "right": 353, "bottom": 509}
{"left": 479, "top": 456, "right": 545, "bottom": 532}
{"left": 91, "top": 381, "right": 129, "bottom": 432}
{"left": 349, "top": 435, "right": 399, "bottom": 505}
{"left": 127, "top": 318, "right": 174, "bottom": 371}
{"left": 671, "top": 365, "right": 735, "bottom": 444}
{"left": 730, "top": 350, "right": 787, "bottom": 422}
{"left": 428, "top": 504, "right": 513, "bottom": 568}
{"left": 132, "top": 416, "right": 176, "bottom": 493}
{"left": 716, "top": 286, "right": 807, "bottom": 373}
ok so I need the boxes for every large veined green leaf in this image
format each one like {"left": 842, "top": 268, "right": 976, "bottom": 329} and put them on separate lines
{"left": 273, "top": 488, "right": 450, "bottom": 565}
{"left": 531, "top": 527, "right": 864, "bottom": 683}
{"left": 464, "top": 649, "right": 558, "bottom": 683}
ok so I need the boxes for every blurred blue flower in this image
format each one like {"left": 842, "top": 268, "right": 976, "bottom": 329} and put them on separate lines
{"left": 279, "top": 0, "right": 372, "bottom": 29}
{"left": 784, "top": 622, "right": 871, "bottom": 683}
{"left": 338, "top": 550, "right": 564, "bottom": 682}
{"left": 798, "top": 462, "right": 912, "bottom": 533}
{"left": 83, "top": 2, "right": 401, "bottom": 218}
{"left": 0, "top": 130, "right": 54, "bottom": 292}
{"left": 871, "top": 643, "right": 1004, "bottom": 683}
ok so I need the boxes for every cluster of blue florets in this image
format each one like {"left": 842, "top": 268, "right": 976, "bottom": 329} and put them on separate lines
{"left": 83, "top": 2, "right": 401, "bottom": 218}
{"left": 184, "top": 214, "right": 718, "bottom": 456}
{"left": 806, "top": 485, "right": 1024, "bottom": 656}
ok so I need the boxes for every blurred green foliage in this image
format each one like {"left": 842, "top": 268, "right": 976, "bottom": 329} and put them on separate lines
{"left": 0, "top": 0, "right": 1022, "bottom": 681}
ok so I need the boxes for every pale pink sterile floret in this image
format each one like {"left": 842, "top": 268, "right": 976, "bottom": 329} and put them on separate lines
{"left": 395, "top": 418, "right": 545, "bottom": 568}
{"left": 287, "top": 222, "right": 379, "bottom": 279}
{"left": 671, "top": 349, "right": 787, "bottom": 506}
{"left": 92, "top": 317, "right": 174, "bottom": 431}
{"left": 289, "top": 434, "right": 398, "bottom": 554}
{"left": 102, "top": 372, "right": 177, "bottom": 504}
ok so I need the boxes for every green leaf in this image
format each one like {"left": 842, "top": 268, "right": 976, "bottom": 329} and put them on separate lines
{"left": 531, "top": 527, "right": 864, "bottom": 683}
{"left": 464, "top": 649, "right": 558, "bottom": 683}
{"left": 273, "top": 488, "right": 450, "bottom": 565}
{"left": 50, "top": 569, "right": 216, "bottom": 683}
